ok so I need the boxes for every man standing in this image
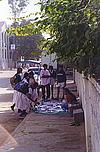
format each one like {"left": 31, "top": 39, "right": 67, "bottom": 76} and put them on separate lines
{"left": 56, "top": 65, "right": 66, "bottom": 100}
{"left": 49, "top": 65, "right": 56, "bottom": 99}
{"left": 40, "top": 64, "right": 50, "bottom": 100}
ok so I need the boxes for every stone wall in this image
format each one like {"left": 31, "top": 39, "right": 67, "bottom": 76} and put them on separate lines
{"left": 75, "top": 71, "right": 100, "bottom": 152}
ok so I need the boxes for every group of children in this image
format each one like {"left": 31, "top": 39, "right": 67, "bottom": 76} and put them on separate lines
{"left": 10, "top": 67, "right": 39, "bottom": 117}
{"left": 40, "top": 64, "right": 66, "bottom": 100}
{"left": 10, "top": 64, "right": 77, "bottom": 117}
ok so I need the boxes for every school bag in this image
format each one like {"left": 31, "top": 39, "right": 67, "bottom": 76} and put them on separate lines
{"left": 10, "top": 74, "right": 22, "bottom": 88}
{"left": 14, "top": 81, "right": 29, "bottom": 94}
{"left": 10, "top": 75, "right": 16, "bottom": 88}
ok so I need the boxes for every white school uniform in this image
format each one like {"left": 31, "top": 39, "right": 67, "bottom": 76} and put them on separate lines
{"left": 40, "top": 69, "right": 50, "bottom": 85}
{"left": 16, "top": 92, "right": 31, "bottom": 113}
{"left": 12, "top": 78, "right": 31, "bottom": 113}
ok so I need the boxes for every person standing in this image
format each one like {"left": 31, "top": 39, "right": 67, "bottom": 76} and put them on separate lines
{"left": 40, "top": 64, "right": 50, "bottom": 100}
{"left": 28, "top": 71, "right": 38, "bottom": 103}
{"left": 10, "top": 67, "right": 23, "bottom": 111}
{"left": 10, "top": 67, "right": 23, "bottom": 88}
{"left": 15, "top": 72, "right": 30, "bottom": 117}
{"left": 49, "top": 65, "right": 56, "bottom": 99}
{"left": 56, "top": 65, "right": 66, "bottom": 100}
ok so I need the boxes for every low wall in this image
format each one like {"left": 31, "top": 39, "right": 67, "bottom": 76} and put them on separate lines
{"left": 75, "top": 71, "right": 100, "bottom": 152}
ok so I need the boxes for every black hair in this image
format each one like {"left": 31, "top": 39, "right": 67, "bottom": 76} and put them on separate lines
{"left": 24, "top": 72, "right": 29, "bottom": 78}
{"left": 43, "top": 64, "right": 47, "bottom": 68}
{"left": 49, "top": 65, "right": 53, "bottom": 69}
{"left": 28, "top": 71, "right": 34, "bottom": 75}
{"left": 64, "top": 87, "right": 70, "bottom": 95}
{"left": 64, "top": 87, "right": 77, "bottom": 103}
{"left": 17, "top": 67, "right": 22, "bottom": 74}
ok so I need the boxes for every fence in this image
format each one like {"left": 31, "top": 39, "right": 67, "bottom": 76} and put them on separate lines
{"left": 75, "top": 71, "right": 100, "bottom": 152}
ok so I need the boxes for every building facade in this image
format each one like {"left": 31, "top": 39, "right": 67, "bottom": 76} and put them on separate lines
{"left": 0, "top": 21, "right": 9, "bottom": 70}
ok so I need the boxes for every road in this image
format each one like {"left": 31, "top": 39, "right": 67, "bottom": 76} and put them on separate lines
{"left": 0, "top": 70, "right": 22, "bottom": 146}
{"left": 0, "top": 70, "right": 14, "bottom": 111}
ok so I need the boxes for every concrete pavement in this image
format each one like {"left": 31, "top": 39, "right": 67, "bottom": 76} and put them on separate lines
{"left": 0, "top": 113, "right": 86, "bottom": 152}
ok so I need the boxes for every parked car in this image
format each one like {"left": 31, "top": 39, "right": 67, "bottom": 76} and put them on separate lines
{"left": 28, "top": 67, "right": 43, "bottom": 75}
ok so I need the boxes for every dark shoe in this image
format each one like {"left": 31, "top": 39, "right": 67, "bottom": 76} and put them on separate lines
{"left": 19, "top": 111, "right": 28, "bottom": 118}
{"left": 70, "top": 122, "right": 76, "bottom": 126}
{"left": 70, "top": 122, "right": 80, "bottom": 126}
{"left": 51, "top": 97, "right": 54, "bottom": 100}
{"left": 11, "top": 105, "right": 15, "bottom": 111}
{"left": 42, "top": 97, "right": 45, "bottom": 101}
{"left": 18, "top": 109, "right": 22, "bottom": 113}
{"left": 61, "top": 98, "right": 64, "bottom": 101}
{"left": 76, "top": 123, "right": 80, "bottom": 126}
{"left": 46, "top": 97, "right": 50, "bottom": 100}
{"left": 36, "top": 102, "right": 40, "bottom": 105}
{"left": 54, "top": 97, "right": 59, "bottom": 100}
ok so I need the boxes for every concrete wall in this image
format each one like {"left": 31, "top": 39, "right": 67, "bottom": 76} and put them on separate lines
{"left": 41, "top": 52, "right": 57, "bottom": 69}
{"left": 75, "top": 71, "right": 100, "bottom": 152}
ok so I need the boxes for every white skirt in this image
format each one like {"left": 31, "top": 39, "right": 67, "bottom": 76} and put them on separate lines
{"left": 12, "top": 90, "right": 31, "bottom": 112}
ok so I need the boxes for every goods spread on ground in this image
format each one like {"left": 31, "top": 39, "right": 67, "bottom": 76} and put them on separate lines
{"left": 34, "top": 100, "right": 68, "bottom": 115}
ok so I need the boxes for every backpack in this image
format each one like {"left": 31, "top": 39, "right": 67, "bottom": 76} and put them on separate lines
{"left": 10, "top": 75, "right": 16, "bottom": 88}
{"left": 10, "top": 74, "right": 22, "bottom": 88}
{"left": 14, "top": 81, "right": 29, "bottom": 94}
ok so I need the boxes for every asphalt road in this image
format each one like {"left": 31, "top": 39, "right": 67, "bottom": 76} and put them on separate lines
{"left": 0, "top": 70, "right": 18, "bottom": 112}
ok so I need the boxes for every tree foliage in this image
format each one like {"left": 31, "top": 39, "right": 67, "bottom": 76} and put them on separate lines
{"left": 35, "top": 0, "right": 100, "bottom": 77}
{"left": 8, "top": 0, "right": 29, "bottom": 18}
{"left": 9, "top": 34, "right": 42, "bottom": 60}
{"left": 9, "top": 19, "right": 43, "bottom": 60}
{"left": 8, "top": 0, "right": 100, "bottom": 77}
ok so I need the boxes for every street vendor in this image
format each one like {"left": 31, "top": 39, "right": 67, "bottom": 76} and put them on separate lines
{"left": 63, "top": 87, "right": 77, "bottom": 115}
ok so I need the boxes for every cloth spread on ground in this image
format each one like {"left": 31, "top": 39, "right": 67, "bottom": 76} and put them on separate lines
{"left": 33, "top": 100, "right": 68, "bottom": 115}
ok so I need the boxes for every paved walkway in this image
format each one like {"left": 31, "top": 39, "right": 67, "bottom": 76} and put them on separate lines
{"left": 0, "top": 113, "right": 86, "bottom": 152}
{"left": 0, "top": 80, "right": 86, "bottom": 152}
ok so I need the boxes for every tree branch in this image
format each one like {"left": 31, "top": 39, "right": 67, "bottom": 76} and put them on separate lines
{"left": 79, "top": 0, "right": 91, "bottom": 10}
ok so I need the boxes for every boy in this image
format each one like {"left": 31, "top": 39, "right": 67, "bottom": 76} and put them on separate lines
{"left": 49, "top": 65, "right": 56, "bottom": 99}
{"left": 56, "top": 65, "right": 66, "bottom": 100}
{"left": 40, "top": 64, "right": 50, "bottom": 100}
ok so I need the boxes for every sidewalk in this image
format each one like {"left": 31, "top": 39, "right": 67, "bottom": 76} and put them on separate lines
{"left": 0, "top": 113, "right": 86, "bottom": 152}
{"left": 0, "top": 80, "right": 86, "bottom": 152}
